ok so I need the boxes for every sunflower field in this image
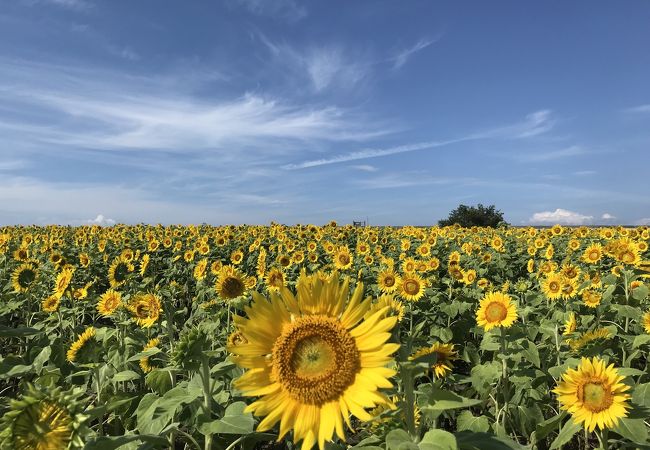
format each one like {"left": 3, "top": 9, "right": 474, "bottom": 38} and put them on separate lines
{"left": 1, "top": 223, "right": 650, "bottom": 450}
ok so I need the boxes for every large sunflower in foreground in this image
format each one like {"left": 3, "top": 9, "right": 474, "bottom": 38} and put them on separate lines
{"left": 476, "top": 291, "right": 518, "bottom": 331}
{"left": 553, "top": 357, "right": 630, "bottom": 431}
{"left": 0, "top": 384, "right": 88, "bottom": 450}
{"left": 229, "top": 273, "right": 398, "bottom": 450}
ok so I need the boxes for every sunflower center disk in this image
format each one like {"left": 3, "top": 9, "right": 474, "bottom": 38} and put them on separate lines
{"left": 222, "top": 277, "right": 245, "bottom": 298}
{"left": 404, "top": 280, "right": 419, "bottom": 295}
{"left": 273, "top": 315, "right": 360, "bottom": 405}
{"left": 581, "top": 382, "right": 613, "bottom": 412}
{"left": 485, "top": 302, "right": 508, "bottom": 322}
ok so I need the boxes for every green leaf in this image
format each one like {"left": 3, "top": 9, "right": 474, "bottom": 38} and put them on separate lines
{"left": 126, "top": 347, "right": 162, "bottom": 362}
{"left": 633, "top": 334, "right": 650, "bottom": 349}
{"left": 469, "top": 362, "right": 500, "bottom": 396}
{"left": 113, "top": 370, "right": 141, "bottom": 382}
{"left": 0, "top": 325, "right": 41, "bottom": 337}
{"left": 419, "top": 429, "right": 458, "bottom": 450}
{"left": 145, "top": 369, "right": 174, "bottom": 395}
{"left": 200, "top": 401, "right": 254, "bottom": 435}
{"left": 456, "top": 410, "right": 490, "bottom": 433}
{"left": 633, "top": 382, "right": 650, "bottom": 407}
{"left": 533, "top": 412, "right": 566, "bottom": 442}
{"left": 612, "top": 417, "right": 649, "bottom": 444}
{"left": 549, "top": 418, "right": 581, "bottom": 449}
{"left": 420, "top": 386, "right": 482, "bottom": 411}
{"left": 616, "top": 367, "right": 646, "bottom": 377}
{"left": 84, "top": 434, "right": 169, "bottom": 450}
{"left": 455, "top": 431, "right": 526, "bottom": 450}
{"left": 521, "top": 340, "right": 540, "bottom": 367}
{"left": 386, "top": 429, "right": 418, "bottom": 450}
{"left": 632, "top": 284, "right": 649, "bottom": 301}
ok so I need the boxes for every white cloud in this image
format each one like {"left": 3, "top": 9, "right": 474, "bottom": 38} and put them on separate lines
{"left": 284, "top": 110, "right": 555, "bottom": 169}
{"left": 86, "top": 214, "right": 116, "bottom": 226}
{"left": 624, "top": 104, "right": 650, "bottom": 114}
{"left": 635, "top": 218, "right": 650, "bottom": 226}
{"left": 529, "top": 208, "right": 593, "bottom": 225}
{"left": 601, "top": 213, "right": 616, "bottom": 220}
{"left": 574, "top": 170, "right": 596, "bottom": 176}
{"left": 391, "top": 38, "right": 437, "bottom": 69}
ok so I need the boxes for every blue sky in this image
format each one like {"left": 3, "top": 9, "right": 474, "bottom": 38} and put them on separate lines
{"left": 1, "top": 0, "right": 649, "bottom": 226}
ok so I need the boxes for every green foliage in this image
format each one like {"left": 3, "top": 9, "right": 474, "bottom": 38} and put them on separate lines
{"left": 438, "top": 204, "right": 506, "bottom": 228}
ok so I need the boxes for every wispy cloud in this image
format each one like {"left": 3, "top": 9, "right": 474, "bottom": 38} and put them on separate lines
{"left": 624, "top": 104, "right": 650, "bottom": 113}
{"left": 391, "top": 37, "right": 437, "bottom": 69}
{"left": 107, "top": 45, "right": 140, "bottom": 61}
{"left": 574, "top": 170, "right": 596, "bottom": 176}
{"left": 24, "top": 0, "right": 90, "bottom": 10}
{"left": 231, "top": 0, "right": 307, "bottom": 21}
{"left": 513, "top": 145, "right": 585, "bottom": 162}
{"left": 0, "top": 59, "right": 389, "bottom": 152}
{"left": 283, "top": 109, "right": 555, "bottom": 169}
{"left": 257, "top": 35, "right": 369, "bottom": 92}
{"left": 354, "top": 172, "right": 464, "bottom": 189}
{"left": 350, "top": 165, "right": 378, "bottom": 172}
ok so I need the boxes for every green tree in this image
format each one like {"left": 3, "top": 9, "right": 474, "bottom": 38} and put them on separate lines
{"left": 438, "top": 204, "right": 506, "bottom": 228}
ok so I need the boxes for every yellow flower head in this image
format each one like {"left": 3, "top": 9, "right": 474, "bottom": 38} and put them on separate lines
{"left": 476, "top": 291, "right": 518, "bottom": 331}
{"left": 553, "top": 357, "right": 630, "bottom": 431}
{"left": 229, "top": 273, "right": 398, "bottom": 450}
{"left": 410, "top": 342, "right": 458, "bottom": 378}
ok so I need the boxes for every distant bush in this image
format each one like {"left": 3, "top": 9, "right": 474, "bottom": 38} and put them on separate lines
{"left": 438, "top": 204, "right": 506, "bottom": 228}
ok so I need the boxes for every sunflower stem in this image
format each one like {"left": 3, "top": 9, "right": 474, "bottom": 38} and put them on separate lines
{"left": 403, "top": 366, "right": 418, "bottom": 439}
{"left": 499, "top": 326, "right": 509, "bottom": 429}
{"left": 201, "top": 354, "right": 213, "bottom": 450}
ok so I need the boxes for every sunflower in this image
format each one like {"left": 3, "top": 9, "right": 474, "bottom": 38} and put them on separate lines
{"left": 265, "top": 267, "right": 285, "bottom": 293}
{"left": 257, "top": 248, "right": 267, "bottom": 278}
{"left": 582, "top": 290, "right": 602, "bottom": 308}
{"left": 563, "top": 312, "right": 577, "bottom": 335}
{"left": 139, "top": 338, "right": 160, "bottom": 373}
{"left": 0, "top": 384, "right": 87, "bottom": 450}
{"left": 97, "top": 289, "right": 122, "bottom": 317}
{"left": 541, "top": 272, "right": 564, "bottom": 301}
{"left": 42, "top": 295, "right": 61, "bottom": 313}
{"left": 139, "top": 253, "right": 151, "bottom": 276}
{"left": 66, "top": 327, "right": 96, "bottom": 362}
{"left": 398, "top": 272, "right": 426, "bottom": 302}
{"left": 643, "top": 311, "right": 650, "bottom": 334}
{"left": 377, "top": 269, "right": 400, "bottom": 294}
{"left": 333, "top": 246, "right": 353, "bottom": 270}
{"left": 476, "top": 291, "right": 517, "bottom": 331}
{"left": 561, "top": 277, "right": 579, "bottom": 300}
{"left": 568, "top": 328, "right": 611, "bottom": 352}
{"left": 553, "top": 357, "right": 630, "bottom": 431}
{"left": 410, "top": 343, "right": 458, "bottom": 378}
{"left": 194, "top": 258, "right": 209, "bottom": 281}
{"left": 128, "top": 293, "right": 162, "bottom": 328}
{"left": 461, "top": 269, "right": 477, "bottom": 285}
{"left": 53, "top": 267, "right": 74, "bottom": 298}
{"left": 11, "top": 263, "right": 38, "bottom": 293}
{"left": 229, "top": 273, "right": 398, "bottom": 450}
{"left": 216, "top": 265, "right": 248, "bottom": 300}
{"left": 108, "top": 258, "right": 132, "bottom": 289}
{"left": 231, "top": 249, "right": 244, "bottom": 265}
{"left": 582, "top": 244, "right": 603, "bottom": 264}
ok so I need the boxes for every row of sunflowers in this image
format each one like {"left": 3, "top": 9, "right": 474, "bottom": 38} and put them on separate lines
{"left": 0, "top": 223, "right": 649, "bottom": 450}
